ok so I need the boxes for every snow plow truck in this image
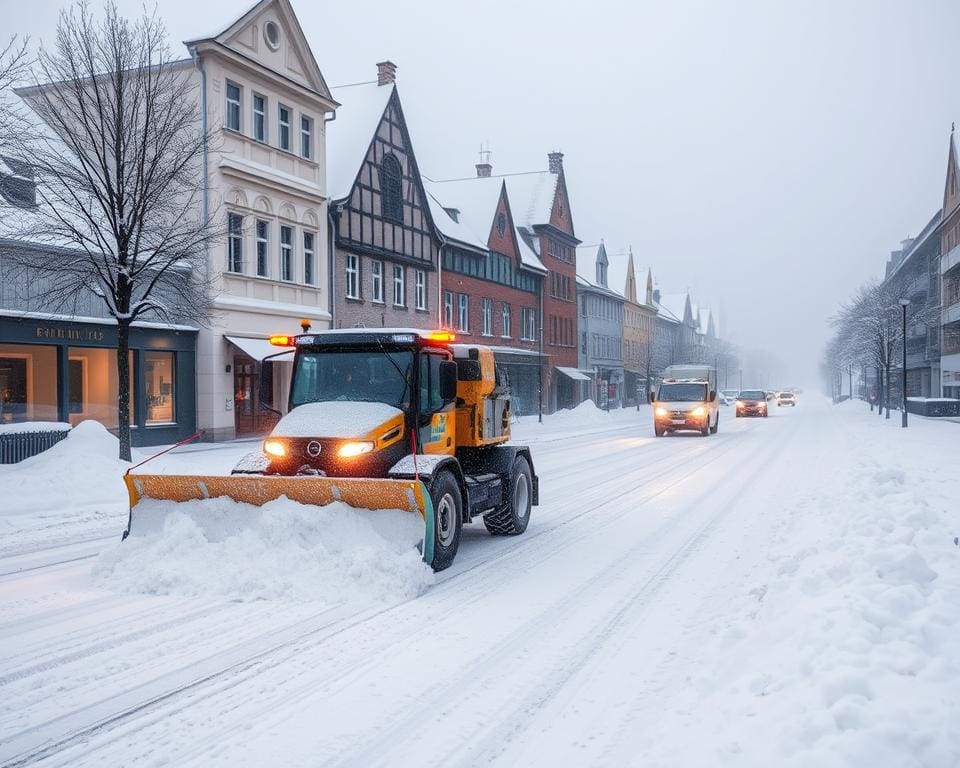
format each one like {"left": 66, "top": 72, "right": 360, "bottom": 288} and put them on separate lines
{"left": 123, "top": 328, "right": 538, "bottom": 570}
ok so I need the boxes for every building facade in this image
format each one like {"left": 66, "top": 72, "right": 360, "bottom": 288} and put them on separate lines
{"left": 426, "top": 172, "right": 547, "bottom": 418}
{"left": 186, "top": 0, "right": 337, "bottom": 439}
{"left": 941, "top": 129, "right": 960, "bottom": 399}
{"left": 609, "top": 248, "right": 656, "bottom": 405}
{"left": 880, "top": 214, "right": 942, "bottom": 399}
{"left": 327, "top": 64, "right": 440, "bottom": 333}
{"left": 576, "top": 244, "right": 624, "bottom": 408}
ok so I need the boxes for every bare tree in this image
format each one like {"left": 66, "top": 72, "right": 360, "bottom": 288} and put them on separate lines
{"left": 8, "top": 3, "right": 216, "bottom": 460}
{"left": 0, "top": 35, "right": 30, "bottom": 159}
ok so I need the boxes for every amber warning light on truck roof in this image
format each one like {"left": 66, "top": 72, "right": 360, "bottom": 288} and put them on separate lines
{"left": 269, "top": 334, "right": 295, "bottom": 347}
{"left": 427, "top": 330, "right": 456, "bottom": 342}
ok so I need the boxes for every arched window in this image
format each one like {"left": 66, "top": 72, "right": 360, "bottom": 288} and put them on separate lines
{"left": 379, "top": 153, "right": 403, "bottom": 222}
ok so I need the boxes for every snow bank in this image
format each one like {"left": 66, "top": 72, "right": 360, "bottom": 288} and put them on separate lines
{"left": 0, "top": 420, "right": 127, "bottom": 517}
{"left": 649, "top": 407, "right": 960, "bottom": 767}
{"left": 94, "top": 495, "right": 433, "bottom": 605}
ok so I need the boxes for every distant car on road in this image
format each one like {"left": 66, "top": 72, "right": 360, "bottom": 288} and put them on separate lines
{"left": 777, "top": 392, "right": 796, "bottom": 407}
{"left": 736, "top": 390, "right": 768, "bottom": 418}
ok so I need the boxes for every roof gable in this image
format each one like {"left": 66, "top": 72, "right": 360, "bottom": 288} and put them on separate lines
{"left": 944, "top": 129, "right": 960, "bottom": 221}
{"left": 188, "top": 0, "right": 332, "bottom": 99}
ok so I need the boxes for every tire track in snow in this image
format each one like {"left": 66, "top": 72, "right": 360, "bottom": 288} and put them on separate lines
{"left": 4, "top": 424, "right": 742, "bottom": 768}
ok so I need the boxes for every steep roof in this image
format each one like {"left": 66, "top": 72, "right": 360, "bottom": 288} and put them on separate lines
{"left": 499, "top": 170, "right": 559, "bottom": 229}
{"left": 658, "top": 293, "right": 689, "bottom": 324}
{"left": 325, "top": 81, "right": 394, "bottom": 202}
{"left": 185, "top": 0, "right": 334, "bottom": 100}
{"left": 426, "top": 175, "right": 547, "bottom": 272}
{"left": 575, "top": 244, "right": 604, "bottom": 287}
{"left": 422, "top": 186, "right": 487, "bottom": 251}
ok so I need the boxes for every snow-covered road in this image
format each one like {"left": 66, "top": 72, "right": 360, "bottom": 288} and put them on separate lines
{"left": 1, "top": 400, "right": 957, "bottom": 767}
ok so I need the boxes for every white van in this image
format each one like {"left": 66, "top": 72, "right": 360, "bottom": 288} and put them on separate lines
{"left": 651, "top": 365, "right": 719, "bottom": 437}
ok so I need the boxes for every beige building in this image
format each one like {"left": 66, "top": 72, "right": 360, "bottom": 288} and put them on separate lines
{"left": 186, "top": 0, "right": 337, "bottom": 439}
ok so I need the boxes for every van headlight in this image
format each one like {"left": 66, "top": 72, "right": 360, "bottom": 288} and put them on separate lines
{"left": 690, "top": 406, "right": 706, "bottom": 417}
{"left": 655, "top": 407, "right": 669, "bottom": 417}
{"left": 263, "top": 439, "right": 287, "bottom": 458}
{"left": 338, "top": 441, "right": 375, "bottom": 458}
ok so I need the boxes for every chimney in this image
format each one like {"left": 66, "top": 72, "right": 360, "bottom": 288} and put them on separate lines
{"left": 376, "top": 60, "right": 397, "bottom": 86}
{"left": 475, "top": 163, "right": 492, "bottom": 178}
{"left": 548, "top": 151, "right": 564, "bottom": 174}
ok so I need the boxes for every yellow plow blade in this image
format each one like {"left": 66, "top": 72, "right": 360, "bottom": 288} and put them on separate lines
{"left": 122, "top": 473, "right": 436, "bottom": 564}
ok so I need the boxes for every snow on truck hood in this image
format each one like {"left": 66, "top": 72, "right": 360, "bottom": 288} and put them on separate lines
{"left": 271, "top": 402, "right": 403, "bottom": 438}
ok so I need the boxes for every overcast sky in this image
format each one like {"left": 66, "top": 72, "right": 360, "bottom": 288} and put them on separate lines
{"left": 9, "top": 0, "right": 960, "bottom": 384}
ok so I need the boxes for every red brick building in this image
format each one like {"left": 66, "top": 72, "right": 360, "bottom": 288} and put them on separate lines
{"left": 429, "top": 152, "right": 582, "bottom": 413}
{"left": 426, "top": 169, "right": 548, "bottom": 417}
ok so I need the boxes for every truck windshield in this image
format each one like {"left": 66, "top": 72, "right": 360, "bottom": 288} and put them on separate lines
{"left": 290, "top": 349, "right": 414, "bottom": 410}
{"left": 657, "top": 383, "right": 707, "bottom": 402}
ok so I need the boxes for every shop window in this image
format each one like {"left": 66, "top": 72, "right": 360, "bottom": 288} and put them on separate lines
{"left": 144, "top": 351, "right": 176, "bottom": 424}
{"left": 0, "top": 344, "right": 58, "bottom": 424}
{"left": 66, "top": 347, "right": 134, "bottom": 428}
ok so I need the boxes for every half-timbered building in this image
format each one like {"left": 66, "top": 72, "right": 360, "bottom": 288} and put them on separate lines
{"left": 327, "top": 63, "right": 440, "bottom": 330}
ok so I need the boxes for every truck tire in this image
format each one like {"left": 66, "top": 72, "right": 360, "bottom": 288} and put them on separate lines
{"left": 429, "top": 470, "right": 462, "bottom": 571}
{"left": 710, "top": 413, "right": 719, "bottom": 434}
{"left": 484, "top": 455, "right": 532, "bottom": 536}
{"left": 701, "top": 421, "right": 710, "bottom": 436}
{"left": 654, "top": 425, "right": 665, "bottom": 437}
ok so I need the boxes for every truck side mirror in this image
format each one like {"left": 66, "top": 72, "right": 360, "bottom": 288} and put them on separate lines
{"left": 649, "top": 391, "right": 656, "bottom": 403}
{"left": 440, "top": 361, "right": 458, "bottom": 403}
{"left": 708, "top": 391, "right": 717, "bottom": 403}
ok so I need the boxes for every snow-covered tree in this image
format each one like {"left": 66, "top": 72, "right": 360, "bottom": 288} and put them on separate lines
{"left": 7, "top": 3, "right": 216, "bottom": 460}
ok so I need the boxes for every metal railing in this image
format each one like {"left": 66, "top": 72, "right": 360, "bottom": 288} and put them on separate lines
{"left": 0, "top": 428, "right": 70, "bottom": 464}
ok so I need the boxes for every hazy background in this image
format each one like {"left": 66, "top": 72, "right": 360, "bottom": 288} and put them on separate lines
{"left": 8, "top": 0, "right": 960, "bottom": 385}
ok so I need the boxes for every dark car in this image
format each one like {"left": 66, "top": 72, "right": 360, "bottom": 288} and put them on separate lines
{"left": 735, "top": 390, "right": 768, "bottom": 418}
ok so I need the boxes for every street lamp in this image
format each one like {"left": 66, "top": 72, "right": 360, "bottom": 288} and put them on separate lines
{"left": 899, "top": 298, "right": 909, "bottom": 428}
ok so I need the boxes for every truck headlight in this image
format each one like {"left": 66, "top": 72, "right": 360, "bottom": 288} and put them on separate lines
{"left": 263, "top": 439, "right": 287, "bottom": 458}
{"left": 655, "top": 407, "right": 669, "bottom": 417}
{"left": 338, "top": 441, "right": 374, "bottom": 458}
{"left": 690, "top": 406, "right": 706, "bottom": 417}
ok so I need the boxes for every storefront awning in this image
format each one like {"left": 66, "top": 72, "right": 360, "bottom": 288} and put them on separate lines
{"left": 555, "top": 366, "right": 593, "bottom": 382}
{"left": 225, "top": 336, "right": 293, "bottom": 362}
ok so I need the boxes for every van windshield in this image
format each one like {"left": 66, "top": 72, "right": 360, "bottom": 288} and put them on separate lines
{"left": 291, "top": 349, "right": 414, "bottom": 410}
{"left": 739, "top": 390, "right": 765, "bottom": 400}
{"left": 657, "top": 383, "right": 707, "bottom": 402}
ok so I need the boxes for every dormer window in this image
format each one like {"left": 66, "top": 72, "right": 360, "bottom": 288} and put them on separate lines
{"left": 496, "top": 212, "right": 506, "bottom": 236}
{"left": 380, "top": 153, "right": 403, "bottom": 222}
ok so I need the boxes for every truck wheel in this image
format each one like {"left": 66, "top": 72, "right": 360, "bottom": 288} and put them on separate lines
{"left": 484, "top": 455, "right": 532, "bottom": 536}
{"left": 701, "top": 421, "right": 710, "bottom": 436}
{"left": 429, "top": 471, "right": 462, "bottom": 571}
{"left": 654, "top": 425, "right": 665, "bottom": 437}
{"left": 710, "top": 414, "right": 719, "bottom": 434}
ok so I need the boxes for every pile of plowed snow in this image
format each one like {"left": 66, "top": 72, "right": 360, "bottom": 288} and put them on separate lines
{"left": 94, "top": 496, "right": 434, "bottom": 604}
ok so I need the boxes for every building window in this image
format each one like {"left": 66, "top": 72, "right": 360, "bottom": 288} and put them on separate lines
{"left": 144, "top": 351, "right": 176, "bottom": 424}
{"left": 346, "top": 253, "right": 359, "bottom": 299}
{"left": 481, "top": 298, "right": 493, "bottom": 336}
{"left": 300, "top": 115, "right": 312, "bottom": 159}
{"left": 280, "top": 225, "right": 293, "bottom": 281}
{"left": 252, "top": 93, "right": 266, "bottom": 142}
{"left": 226, "top": 82, "right": 241, "bottom": 132}
{"left": 380, "top": 154, "right": 403, "bottom": 223}
{"left": 393, "top": 264, "right": 405, "bottom": 306}
{"left": 371, "top": 260, "right": 384, "bottom": 303}
{"left": 501, "top": 303, "right": 511, "bottom": 338}
{"left": 227, "top": 212, "right": 243, "bottom": 272}
{"left": 278, "top": 104, "right": 291, "bottom": 151}
{"left": 444, "top": 291, "right": 454, "bottom": 328}
{"left": 458, "top": 293, "right": 469, "bottom": 332}
{"left": 303, "top": 231, "right": 315, "bottom": 285}
{"left": 415, "top": 270, "right": 426, "bottom": 310}
{"left": 255, "top": 219, "right": 269, "bottom": 277}
{"left": 522, "top": 307, "right": 536, "bottom": 341}
{"left": 497, "top": 212, "right": 506, "bottom": 236}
